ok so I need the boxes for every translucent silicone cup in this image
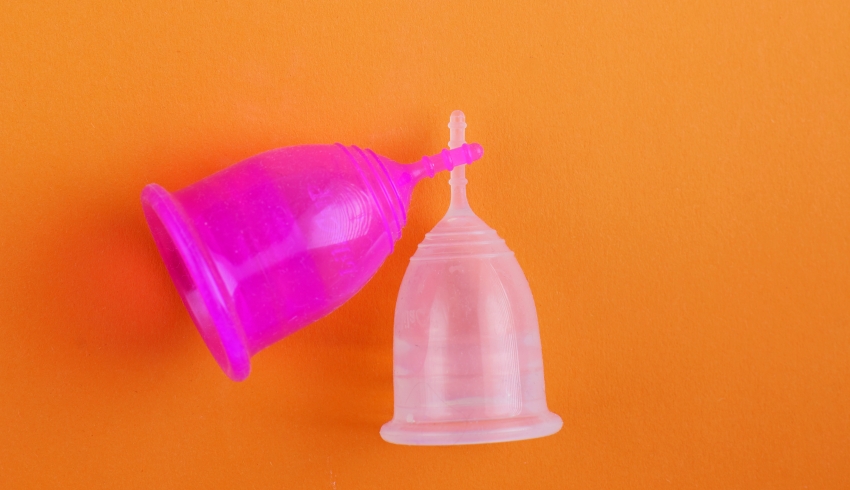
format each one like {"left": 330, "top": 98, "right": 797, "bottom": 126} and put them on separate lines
{"left": 142, "top": 143, "right": 482, "bottom": 381}
{"left": 381, "top": 248, "right": 564, "bottom": 445}
{"left": 381, "top": 112, "right": 562, "bottom": 445}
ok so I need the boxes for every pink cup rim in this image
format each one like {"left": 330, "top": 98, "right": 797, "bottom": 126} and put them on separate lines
{"left": 141, "top": 184, "right": 251, "bottom": 381}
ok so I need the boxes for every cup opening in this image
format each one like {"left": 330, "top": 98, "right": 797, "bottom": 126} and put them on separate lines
{"left": 141, "top": 184, "right": 250, "bottom": 381}
{"left": 380, "top": 411, "right": 563, "bottom": 446}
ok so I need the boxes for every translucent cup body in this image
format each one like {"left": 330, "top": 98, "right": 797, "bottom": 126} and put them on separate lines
{"left": 142, "top": 143, "right": 482, "bottom": 380}
{"left": 381, "top": 200, "right": 562, "bottom": 445}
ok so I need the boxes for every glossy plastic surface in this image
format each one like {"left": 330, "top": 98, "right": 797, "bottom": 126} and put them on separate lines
{"left": 381, "top": 112, "right": 562, "bottom": 445}
{"left": 142, "top": 142, "right": 483, "bottom": 381}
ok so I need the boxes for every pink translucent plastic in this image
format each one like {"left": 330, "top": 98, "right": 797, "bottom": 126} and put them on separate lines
{"left": 142, "top": 142, "right": 483, "bottom": 381}
{"left": 380, "top": 111, "right": 562, "bottom": 445}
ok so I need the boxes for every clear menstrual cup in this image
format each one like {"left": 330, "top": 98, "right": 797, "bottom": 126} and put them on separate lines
{"left": 380, "top": 112, "right": 562, "bottom": 445}
{"left": 142, "top": 142, "right": 483, "bottom": 381}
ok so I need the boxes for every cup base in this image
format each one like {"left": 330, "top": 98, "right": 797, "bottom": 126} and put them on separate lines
{"left": 380, "top": 411, "right": 563, "bottom": 446}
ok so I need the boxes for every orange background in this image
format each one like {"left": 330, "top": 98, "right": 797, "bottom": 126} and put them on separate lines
{"left": 1, "top": 1, "right": 849, "bottom": 488}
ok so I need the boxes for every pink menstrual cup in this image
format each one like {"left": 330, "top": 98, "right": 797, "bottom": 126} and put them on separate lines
{"left": 380, "top": 111, "right": 562, "bottom": 445}
{"left": 142, "top": 141, "right": 483, "bottom": 381}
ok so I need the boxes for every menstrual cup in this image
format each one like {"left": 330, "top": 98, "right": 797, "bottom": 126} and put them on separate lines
{"left": 380, "top": 111, "right": 562, "bottom": 445}
{"left": 142, "top": 141, "right": 483, "bottom": 381}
